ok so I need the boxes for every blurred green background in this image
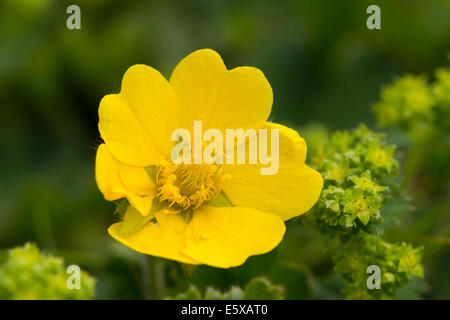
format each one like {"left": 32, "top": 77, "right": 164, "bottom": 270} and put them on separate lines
{"left": 0, "top": 0, "right": 449, "bottom": 299}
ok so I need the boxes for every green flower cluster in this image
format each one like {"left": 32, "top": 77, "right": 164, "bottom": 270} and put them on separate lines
{"left": 432, "top": 69, "right": 450, "bottom": 131}
{"left": 307, "top": 124, "right": 398, "bottom": 236}
{"left": 168, "top": 277, "right": 284, "bottom": 300}
{"left": 372, "top": 68, "right": 450, "bottom": 133}
{"left": 301, "top": 124, "right": 423, "bottom": 299}
{"left": 372, "top": 68, "right": 449, "bottom": 202}
{"left": 0, "top": 243, "right": 96, "bottom": 300}
{"left": 333, "top": 233, "right": 423, "bottom": 299}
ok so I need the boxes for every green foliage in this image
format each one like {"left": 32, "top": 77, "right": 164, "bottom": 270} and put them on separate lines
{"left": 306, "top": 124, "right": 398, "bottom": 236}
{"left": 369, "top": 68, "right": 449, "bottom": 299}
{"left": 0, "top": 243, "right": 96, "bottom": 300}
{"left": 372, "top": 75, "right": 433, "bottom": 131}
{"left": 242, "top": 277, "right": 284, "bottom": 300}
{"left": 372, "top": 68, "right": 450, "bottom": 133}
{"left": 172, "top": 286, "right": 203, "bottom": 300}
{"left": 301, "top": 124, "right": 424, "bottom": 299}
{"left": 334, "top": 233, "right": 423, "bottom": 299}
{"left": 372, "top": 68, "right": 450, "bottom": 197}
{"left": 168, "top": 277, "right": 284, "bottom": 300}
{"left": 432, "top": 69, "right": 450, "bottom": 132}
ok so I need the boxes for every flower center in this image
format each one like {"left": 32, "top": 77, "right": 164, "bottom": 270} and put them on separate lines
{"left": 155, "top": 159, "right": 228, "bottom": 211}
{"left": 354, "top": 199, "right": 368, "bottom": 212}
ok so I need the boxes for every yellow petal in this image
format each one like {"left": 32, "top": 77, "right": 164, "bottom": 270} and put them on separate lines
{"left": 99, "top": 65, "right": 180, "bottom": 167}
{"left": 126, "top": 193, "right": 153, "bottom": 217}
{"left": 95, "top": 144, "right": 155, "bottom": 215}
{"left": 222, "top": 123, "right": 323, "bottom": 221}
{"left": 181, "top": 206, "right": 285, "bottom": 268}
{"left": 169, "top": 49, "right": 272, "bottom": 132}
{"left": 119, "top": 164, "right": 154, "bottom": 196}
{"left": 108, "top": 211, "right": 199, "bottom": 265}
{"left": 95, "top": 144, "right": 124, "bottom": 201}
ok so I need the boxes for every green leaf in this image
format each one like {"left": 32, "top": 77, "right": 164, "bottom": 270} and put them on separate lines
{"left": 206, "top": 191, "right": 233, "bottom": 207}
{"left": 149, "top": 197, "right": 166, "bottom": 215}
{"left": 267, "top": 263, "right": 312, "bottom": 299}
{"left": 357, "top": 211, "right": 370, "bottom": 225}
{"left": 204, "top": 287, "right": 223, "bottom": 300}
{"left": 243, "top": 277, "right": 284, "bottom": 300}
{"left": 173, "top": 286, "right": 202, "bottom": 300}
{"left": 382, "top": 272, "right": 396, "bottom": 283}
{"left": 223, "top": 286, "right": 244, "bottom": 300}
{"left": 115, "top": 198, "right": 130, "bottom": 217}
{"left": 325, "top": 200, "right": 340, "bottom": 212}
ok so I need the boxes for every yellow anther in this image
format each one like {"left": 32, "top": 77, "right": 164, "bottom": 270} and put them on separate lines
{"left": 167, "top": 174, "right": 177, "bottom": 183}
{"left": 195, "top": 232, "right": 210, "bottom": 243}
{"left": 199, "top": 232, "right": 209, "bottom": 240}
{"left": 155, "top": 157, "right": 225, "bottom": 211}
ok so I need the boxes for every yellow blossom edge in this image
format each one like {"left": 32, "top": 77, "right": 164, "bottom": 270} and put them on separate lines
{"left": 95, "top": 143, "right": 155, "bottom": 216}
{"left": 108, "top": 206, "right": 285, "bottom": 268}
{"left": 98, "top": 65, "right": 181, "bottom": 167}
{"left": 108, "top": 210, "right": 200, "bottom": 265}
{"left": 98, "top": 49, "right": 273, "bottom": 169}
{"left": 169, "top": 48, "right": 273, "bottom": 134}
{"left": 223, "top": 122, "right": 324, "bottom": 221}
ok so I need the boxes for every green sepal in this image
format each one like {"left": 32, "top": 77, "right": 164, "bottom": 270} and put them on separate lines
{"left": 206, "top": 191, "right": 233, "bottom": 207}
{"left": 120, "top": 198, "right": 165, "bottom": 235}
{"left": 145, "top": 166, "right": 157, "bottom": 182}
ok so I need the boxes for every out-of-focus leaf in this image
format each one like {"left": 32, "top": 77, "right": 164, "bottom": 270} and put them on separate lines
{"left": 243, "top": 277, "right": 284, "bottom": 300}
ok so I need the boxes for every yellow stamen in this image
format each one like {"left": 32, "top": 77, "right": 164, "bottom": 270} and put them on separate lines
{"left": 155, "top": 158, "right": 226, "bottom": 211}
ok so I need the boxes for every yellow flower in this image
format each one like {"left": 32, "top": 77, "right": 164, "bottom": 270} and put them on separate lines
{"left": 96, "top": 49, "right": 323, "bottom": 268}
